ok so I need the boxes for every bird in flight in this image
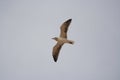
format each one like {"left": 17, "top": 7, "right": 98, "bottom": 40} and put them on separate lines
{"left": 52, "top": 19, "right": 74, "bottom": 62}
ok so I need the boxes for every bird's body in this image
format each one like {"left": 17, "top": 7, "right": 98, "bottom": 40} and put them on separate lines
{"left": 52, "top": 19, "right": 74, "bottom": 62}
{"left": 53, "top": 37, "right": 74, "bottom": 44}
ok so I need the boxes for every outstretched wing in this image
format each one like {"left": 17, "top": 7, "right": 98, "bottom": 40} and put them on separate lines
{"left": 60, "top": 19, "right": 72, "bottom": 38}
{"left": 52, "top": 42, "right": 64, "bottom": 62}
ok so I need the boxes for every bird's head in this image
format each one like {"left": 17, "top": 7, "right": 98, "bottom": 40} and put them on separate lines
{"left": 52, "top": 37, "right": 58, "bottom": 41}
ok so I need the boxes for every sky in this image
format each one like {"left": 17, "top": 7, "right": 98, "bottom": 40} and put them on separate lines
{"left": 0, "top": 0, "right": 120, "bottom": 80}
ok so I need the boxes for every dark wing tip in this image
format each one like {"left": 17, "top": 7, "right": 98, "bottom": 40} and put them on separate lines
{"left": 66, "top": 19, "right": 72, "bottom": 23}
{"left": 53, "top": 55, "right": 57, "bottom": 62}
{"left": 69, "top": 18, "right": 72, "bottom": 21}
{"left": 64, "top": 19, "right": 72, "bottom": 25}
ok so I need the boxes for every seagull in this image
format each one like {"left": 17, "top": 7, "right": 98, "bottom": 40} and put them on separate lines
{"left": 52, "top": 19, "right": 74, "bottom": 62}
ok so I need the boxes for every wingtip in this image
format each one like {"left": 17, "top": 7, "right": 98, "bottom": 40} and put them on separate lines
{"left": 65, "top": 19, "right": 72, "bottom": 24}
{"left": 53, "top": 58, "right": 57, "bottom": 62}
{"left": 53, "top": 56, "right": 58, "bottom": 62}
{"left": 54, "top": 60, "right": 57, "bottom": 62}
{"left": 68, "top": 19, "right": 72, "bottom": 22}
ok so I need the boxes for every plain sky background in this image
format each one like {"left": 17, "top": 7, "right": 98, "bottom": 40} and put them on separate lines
{"left": 0, "top": 0, "right": 120, "bottom": 80}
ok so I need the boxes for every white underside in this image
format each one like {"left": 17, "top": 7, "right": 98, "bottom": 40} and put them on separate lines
{"left": 58, "top": 37, "right": 74, "bottom": 44}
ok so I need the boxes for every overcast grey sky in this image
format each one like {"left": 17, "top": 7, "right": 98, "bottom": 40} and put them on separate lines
{"left": 0, "top": 0, "right": 120, "bottom": 80}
